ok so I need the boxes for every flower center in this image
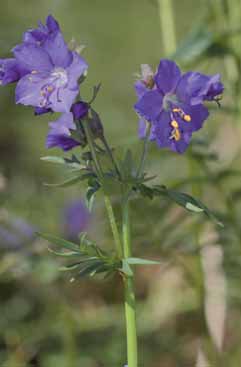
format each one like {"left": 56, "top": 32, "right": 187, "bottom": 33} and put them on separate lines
{"left": 51, "top": 67, "right": 68, "bottom": 87}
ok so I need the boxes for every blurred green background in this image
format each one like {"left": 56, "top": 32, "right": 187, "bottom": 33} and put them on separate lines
{"left": 1, "top": 0, "right": 241, "bottom": 366}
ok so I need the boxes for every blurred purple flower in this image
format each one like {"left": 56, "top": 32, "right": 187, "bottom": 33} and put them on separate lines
{"left": 134, "top": 59, "right": 223, "bottom": 153}
{"left": 0, "top": 216, "right": 37, "bottom": 250}
{"left": 62, "top": 199, "right": 91, "bottom": 240}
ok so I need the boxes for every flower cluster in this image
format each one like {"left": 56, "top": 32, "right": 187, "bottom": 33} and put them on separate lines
{"left": 0, "top": 15, "right": 92, "bottom": 151}
{"left": 1, "top": 16, "right": 223, "bottom": 156}
{"left": 134, "top": 60, "right": 224, "bottom": 153}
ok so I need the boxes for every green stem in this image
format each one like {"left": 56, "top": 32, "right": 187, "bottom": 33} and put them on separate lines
{"left": 101, "top": 135, "right": 121, "bottom": 179}
{"left": 82, "top": 119, "right": 122, "bottom": 258}
{"left": 123, "top": 200, "right": 138, "bottom": 367}
{"left": 82, "top": 119, "right": 103, "bottom": 179}
{"left": 158, "top": 0, "right": 177, "bottom": 55}
{"left": 104, "top": 195, "right": 123, "bottom": 258}
{"left": 137, "top": 123, "right": 151, "bottom": 178}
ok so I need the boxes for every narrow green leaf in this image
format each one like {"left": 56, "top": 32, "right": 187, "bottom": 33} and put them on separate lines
{"left": 126, "top": 257, "right": 160, "bottom": 265}
{"left": 44, "top": 174, "right": 84, "bottom": 188}
{"left": 38, "top": 232, "right": 79, "bottom": 251}
{"left": 41, "top": 156, "right": 66, "bottom": 165}
{"left": 78, "top": 260, "right": 104, "bottom": 277}
{"left": 48, "top": 248, "right": 82, "bottom": 257}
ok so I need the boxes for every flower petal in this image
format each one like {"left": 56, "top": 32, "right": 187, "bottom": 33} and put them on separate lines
{"left": 46, "top": 15, "right": 60, "bottom": 32}
{"left": 67, "top": 52, "right": 88, "bottom": 88}
{"left": 15, "top": 72, "right": 48, "bottom": 106}
{"left": 134, "top": 80, "right": 148, "bottom": 99}
{"left": 173, "top": 103, "right": 209, "bottom": 132}
{"left": 153, "top": 111, "right": 172, "bottom": 148}
{"left": 43, "top": 31, "right": 73, "bottom": 68}
{"left": 13, "top": 44, "right": 53, "bottom": 72}
{"left": 46, "top": 132, "right": 80, "bottom": 151}
{"left": 170, "top": 131, "right": 192, "bottom": 154}
{"left": 155, "top": 59, "right": 181, "bottom": 94}
{"left": 134, "top": 89, "right": 163, "bottom": 122}
{"left": 49, "top": 86, "right": 79, "bottom": 113}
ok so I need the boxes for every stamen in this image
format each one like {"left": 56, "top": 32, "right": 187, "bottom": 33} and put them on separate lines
{"left": 173, "top": 129, "right": 181, "bottom": 141}
{"left": 46, "top": 86, "right": 54, "bottom": 92}
{"left": 170, "top": 120, "right": 181, "bottom": 141}
{"left": 171, "top": 120, "right": 179, "bottom": 128}
{"left": 184, "top": 114, "right": 191, "bottom": 122}
{"left": 172, "top": 107, "right": 191, "bottom": 123}
{"left": 31, "top": 70, "right": 38, "bottom": 74}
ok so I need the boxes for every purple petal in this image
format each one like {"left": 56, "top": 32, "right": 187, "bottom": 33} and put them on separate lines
{"left": 23, "top": 15, "right": 60, "bottom": 45}
{"left": 15, "top": 72, "right": 49, "bottom": 106}
{"left": 46, "top": 112, "right": 79, "bottom": 151}
{"left": 46, "top": 132, "right": 80, "bottom": 151}
{"left": 13, "top": 44, "right": 53, "bottom": 72}
{"left": 134, "top": 80, "right": 148, "bottom": 99}
{"left": 67, "top": 52, "right": 88, "bottom": 88}
{"left": 155, "top": 59, "right": 181, "bottom": 94}
{"left": 34, "top": 106, "right": 52, "bottom": 115}
{"left": 43, "top": 31, "right": 73, "bottom": 68}
{"left": 46, "top": 15, "right": 60, "bottom": 32}
{"left": 0, "top": 58, "right": 28, "bottom": 85}
{"left": 49, "top": 85, "right": 79, "bottom": 113}
{"left": 49, "top": 112, "right": 75, "bottom": 131}
{"left": 175, "top": 72, "right": 223, "bottom": 105}
{"left": 134, "top": 89, "right": 163, "bottom": 122}
{"left": 138, "top": 118, "right": 147, "bottom": 139}
{"left": 205, "top": 74, "right": 224, "bottom": 101}
{"left": 173, "top": 103, "right": 209, "bottom": 132}
{"left": 153, "top": 111, "right": 172, "bottom": 149}
{"left": 170, "top": 131, "right": 192, "bottom": 154}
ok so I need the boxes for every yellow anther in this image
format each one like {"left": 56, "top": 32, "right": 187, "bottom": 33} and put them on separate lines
{"left": 171, "top": 120, "right": 179, "bottom": 128}
{"left": 31, "top": 70, "right": 38, "bottom": 74}
{"left": 40, "top": 90, "right": 46, "bottom": 96}
{"left": 173, "top": 129, "right": 181, "bottom": 141}
{"left": 184, "top": 114, "right": 191, "bottom": 122}
{"left": 173, "top": 108, "right": 181, "bottom": 113}
{"left": 46, "top": 86, "right": 54, "bottom": 92}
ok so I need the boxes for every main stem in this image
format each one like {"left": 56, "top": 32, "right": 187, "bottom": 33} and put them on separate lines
{"left": 122, "top": 199, "right": 138, "bottom": 367}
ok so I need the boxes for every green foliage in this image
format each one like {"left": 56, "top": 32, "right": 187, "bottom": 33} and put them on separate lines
{"left": 39, "top": 232, "right": 120, "bottom": 279}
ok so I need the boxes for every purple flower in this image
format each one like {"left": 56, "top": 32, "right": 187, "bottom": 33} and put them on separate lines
{"left": 62, "top": 199, "right": 91, "bottom": 240}
{"left": 46, "top": 101, "right": 104, "bottom": 152}
{"left": 0, "top": 58, "right": 28, "bottom": 85}
{"left": 134, "top": 59, "right": 223, "bottom": 153}
{"left": 14, "top": 38, "right": 88, "bottom": 112}
{"left": 46, "top": 112, "right": 81, "bottom": 151}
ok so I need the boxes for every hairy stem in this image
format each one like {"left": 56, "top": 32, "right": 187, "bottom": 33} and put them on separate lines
{"left": 123, "top": 200, "right": 138, "bottom": 367}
